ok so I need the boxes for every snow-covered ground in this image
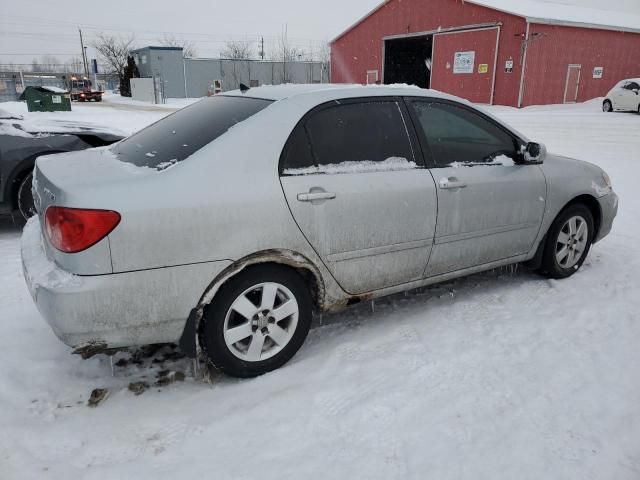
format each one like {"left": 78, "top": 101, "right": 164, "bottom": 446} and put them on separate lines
{"left": 0, "top": 98, "right": 639, "bottom": 479}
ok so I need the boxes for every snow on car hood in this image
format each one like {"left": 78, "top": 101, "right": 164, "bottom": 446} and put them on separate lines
{"left": 0, "top": 116, "right": 126, "bottom": 140}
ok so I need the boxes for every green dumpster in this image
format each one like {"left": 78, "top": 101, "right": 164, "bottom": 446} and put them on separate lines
{"left": 19, "top": 86, "right": 72, "bottom": 112}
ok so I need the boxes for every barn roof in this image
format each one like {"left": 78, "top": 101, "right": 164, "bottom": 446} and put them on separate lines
{"left": 468, "top": 0, "right": 640, "bottom": 33}
{"left": 331, "top": 0, "right": 640, "bottom": 42}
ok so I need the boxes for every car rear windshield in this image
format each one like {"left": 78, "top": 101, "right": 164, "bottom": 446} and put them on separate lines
{"left": 111, "top": 95, "right": 272, "bottom": 169}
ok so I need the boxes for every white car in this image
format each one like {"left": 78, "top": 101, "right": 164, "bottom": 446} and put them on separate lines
{"left": 603, "top": 79, "right": 640, "bottom": 113}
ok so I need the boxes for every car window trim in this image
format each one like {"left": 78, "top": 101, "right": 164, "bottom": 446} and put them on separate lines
{"left": 278, "top": 96, "right": 426, "bottom": 176}
{"left": 403, "top": 96, "right": 524, "bottom": 169}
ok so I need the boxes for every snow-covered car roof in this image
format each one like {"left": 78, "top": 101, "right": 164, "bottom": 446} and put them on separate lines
{"left": 221, "top": 83, "right": 459, "bottom": 102}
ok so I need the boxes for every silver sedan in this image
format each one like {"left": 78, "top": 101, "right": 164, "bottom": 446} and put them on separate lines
{"left": 22, "top": 85, "right": 618, "bottom": 377}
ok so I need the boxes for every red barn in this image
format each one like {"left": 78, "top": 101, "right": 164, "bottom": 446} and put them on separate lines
{"left": 330, "top": 0, "right": 640, "bottom": 106}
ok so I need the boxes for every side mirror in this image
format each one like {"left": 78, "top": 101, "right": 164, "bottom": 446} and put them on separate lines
{"left": 633, "top": 89, "right": 639, "bottom": 95}
{"left": 522, "top": 142, "right": 546, "bottom": 164}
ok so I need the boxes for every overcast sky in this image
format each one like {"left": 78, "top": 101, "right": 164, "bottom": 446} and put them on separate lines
{"left": 1, "top": 0, "right": 638, "bottom": 69}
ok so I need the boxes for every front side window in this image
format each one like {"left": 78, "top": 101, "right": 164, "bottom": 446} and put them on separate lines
{"left": 410, "top": 101, "right": 517, "bottom": 166}
{"left": 281, "top": 100, "right": 415, "bottom": 175}
{"left": 112, "top": 95, "right": 272, "bottom": 169}
{"left": 626, "top": 82, "right": 640, "bottom": 91}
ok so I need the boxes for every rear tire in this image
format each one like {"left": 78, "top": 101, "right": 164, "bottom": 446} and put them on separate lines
{"left": 202, "top": 265, "right": 313, "bottom": 378}
{"left": 539, "top": 204, "right": 594, "bottom": 279}
{"left": 17, "top": 172, "right": 36, "bottom": 219}
{"left": 603, "top": 100, "right": 613, "bottom": 112}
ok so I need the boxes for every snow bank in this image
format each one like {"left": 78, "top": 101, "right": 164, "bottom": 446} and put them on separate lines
{"left": 102, "top": 93, "right": 200, "bottom": 110}
{"left": 284, "top": 157, "right": 417, "bottom": 175}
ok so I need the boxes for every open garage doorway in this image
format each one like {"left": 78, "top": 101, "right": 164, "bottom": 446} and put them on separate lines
{"left": 384, "top": 35, "right": 433, "bottom": 88}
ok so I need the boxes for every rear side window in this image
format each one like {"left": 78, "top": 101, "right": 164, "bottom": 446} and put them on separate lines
{"left": 112, "top": 96, "right": 272, "bottom": 169}
{"left": 410, "top": 101, "right": 517, "bottom": 166}
{"left": 281, "top": 101, "right": 415, "bottom": 174}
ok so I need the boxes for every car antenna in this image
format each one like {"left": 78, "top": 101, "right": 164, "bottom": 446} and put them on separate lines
{"left": 239, "top": 83, "right": 250, "bottom": 93}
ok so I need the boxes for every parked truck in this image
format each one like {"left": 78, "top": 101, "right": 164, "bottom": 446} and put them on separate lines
{"left": 68, "top": 77, "right": 103, "bottom": 102}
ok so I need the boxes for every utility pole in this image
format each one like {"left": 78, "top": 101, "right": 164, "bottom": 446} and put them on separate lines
{"left": 261, "top": 37, "right": 264, "bottom": 60}
{"left": 78, "top": 28, "right": 89, "bottom": 77}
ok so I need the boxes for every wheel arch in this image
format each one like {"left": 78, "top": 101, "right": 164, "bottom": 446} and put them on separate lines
{"left": 562, "top": 194, "right": 602, "bottom": 241}
{"left": 198, "top": 249, "right": 325, "bottom": 312}
{"left": 527, "top": 193, "right": 602, "bottom": 271}
{"left": 8, "top": 150, "right": 65, "bottom": 210}
{"left": 179, "top": 249, "right": 326, "bottom": 358}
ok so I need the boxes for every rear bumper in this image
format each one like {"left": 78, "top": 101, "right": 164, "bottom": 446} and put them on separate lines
{"left": 594, "top": 191, "right": 618, "bottom": 243}
{"left": 21, "top": 218, "right": 231, "bottom": 349}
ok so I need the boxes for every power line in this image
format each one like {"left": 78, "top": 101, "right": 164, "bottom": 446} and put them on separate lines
{"left": 0, "top": 53, "right": 81, "bottom": 56}
{"left": 0, "top": 15, "right": 330, "bottom": 44}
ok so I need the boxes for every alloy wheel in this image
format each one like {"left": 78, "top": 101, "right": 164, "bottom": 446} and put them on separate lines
{"left": 223, "top": 282, "right": 299, "bottom": 362}
{"left": 555, "top": 215, "right": 589, "bottom": 269}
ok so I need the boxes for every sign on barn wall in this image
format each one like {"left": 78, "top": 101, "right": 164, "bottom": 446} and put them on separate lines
{"left": 593, "top": 67, "right": 604, "bottom": 79}
{"left": 505, "top": 59, "right": 514, "bottom": 73}
{"left": 453, "top": 51, "right": 475, "bottom": 74}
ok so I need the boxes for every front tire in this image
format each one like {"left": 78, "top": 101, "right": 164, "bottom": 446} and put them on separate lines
{"left": 603, "top": 100, "right": 613, "bottom": 112}
{"left": 202, "top": 265, "right": 312, "bottom": 378}
{"left": 17, "top": 172, "right": 36, "bottom": 219}
{"left": 539, "top": 204, "right": 594, "bottom": 279}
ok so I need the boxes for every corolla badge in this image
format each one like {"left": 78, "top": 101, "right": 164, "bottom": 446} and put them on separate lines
{"left": 43, "top": 187, "right": 55, "bottom": 202}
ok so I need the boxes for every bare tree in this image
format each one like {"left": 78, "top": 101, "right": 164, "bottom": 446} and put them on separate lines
{"left": 64, "top": 57, "right": 84, "bottom": 75}
{"left": 273, "top": 29, "right": 303, "bottom": 83}
{"left": 92, "top": 33, "right": 135, "bottom": 77}
{"left": 317, "top": 42, "right": 330, "bottom": 64}
{"left": 40, "top": 55, "right": 60, "bottom": 72}
{"left": 92, "top": 33, "right": 137, "bottom": 96}
{"left": 220, "top": 40, "right": 253, "bottom": 60}
{"left": 159, "top": 34, "right": 197, "bottom": 58}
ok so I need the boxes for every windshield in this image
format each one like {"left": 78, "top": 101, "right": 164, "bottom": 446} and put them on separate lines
{"left": 112, "top": 95, "right": 272, "bottom": 169}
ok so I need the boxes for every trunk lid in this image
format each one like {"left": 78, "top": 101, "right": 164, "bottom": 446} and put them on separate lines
{"left": 33, "top": 148, "right": 144, "bottom": 275}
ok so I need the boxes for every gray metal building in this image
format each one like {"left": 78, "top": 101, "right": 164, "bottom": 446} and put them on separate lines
{"left": 131, "top": 46, "right": 186, "bottom": 99}
{"left": 132, "top": 46, "right": 329, "bottom": 99}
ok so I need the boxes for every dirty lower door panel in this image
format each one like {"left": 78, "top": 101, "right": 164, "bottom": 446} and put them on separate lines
{"left": 281, "top": 169, "right": 437, "bottom": 294}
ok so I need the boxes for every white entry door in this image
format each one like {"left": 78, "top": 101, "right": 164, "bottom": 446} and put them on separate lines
{"left": 563, "top": 65, "right": 582, "bottom": 103}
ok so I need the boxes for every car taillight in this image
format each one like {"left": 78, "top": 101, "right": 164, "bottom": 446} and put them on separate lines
{"left": 45, "top": 207, "right": 120, "bottom": 253}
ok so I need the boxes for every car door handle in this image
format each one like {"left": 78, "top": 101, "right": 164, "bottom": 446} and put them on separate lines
{"left": 297, "top": 190, "right": 336, "bottom": 202}
{"left": 439, "top": 178, "right": 467, "bottom": 190}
